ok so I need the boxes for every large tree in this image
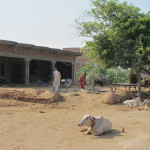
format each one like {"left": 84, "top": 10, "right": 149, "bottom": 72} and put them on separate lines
{"left": 76, "top": 0, "right": 150, "bottom": 97}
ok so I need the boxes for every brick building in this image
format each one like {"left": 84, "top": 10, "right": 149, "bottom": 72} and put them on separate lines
{"left": 63, "top": 48, "right": 90, "bottom": 73}
{"left": 0, "top": 40, "right": 81, "bottom": 85}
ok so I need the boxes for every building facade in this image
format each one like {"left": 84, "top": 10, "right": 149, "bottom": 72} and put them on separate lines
{"left": 0, "top": 40, "right": 81, "bottom": 85}
{"left": 63, "top": 48, "right": 91, "bottom": 72}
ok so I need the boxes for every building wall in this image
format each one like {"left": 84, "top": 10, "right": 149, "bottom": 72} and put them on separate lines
{"left": 63, "top": 48, "right": 90, "bottom": 61}
{"left": 0, "top": 44, "right": 75, "bottom": 63}
{"left": 0, "top": 40, "right": 80, "bottom": 84}
{"left": 63, "top": 47, "right": 91, "bottom": 72}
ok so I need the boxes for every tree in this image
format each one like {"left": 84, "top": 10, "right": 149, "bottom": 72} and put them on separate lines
{"left": 76, "top": 0, "right": 150, "bottom": 97}
{"left": 76, "top": 63, "right": 103, "bottom": 78}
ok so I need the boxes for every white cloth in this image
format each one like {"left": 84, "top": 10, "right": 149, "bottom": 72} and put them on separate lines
{"left": 53, "top": 82, "right": 59, "bottom": 92}
{"left": 53, "top": 70, "right": 61, "bottom": 91}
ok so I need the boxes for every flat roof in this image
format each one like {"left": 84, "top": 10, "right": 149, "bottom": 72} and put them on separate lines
{"left": 0, "top": 40, "right": 82, "bottom": 56}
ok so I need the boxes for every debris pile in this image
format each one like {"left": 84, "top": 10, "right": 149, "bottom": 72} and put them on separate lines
{"left": 102, "top": 93, "right": 121, "bottom": 104}
{"left": 0, "top": 88, "right": 64, "bottom": 104}
{"left": 119, "top": 91, "right": 132, "bottom": 101}
{"left": 102, "top": 91, "right": 132, "bottom": 105}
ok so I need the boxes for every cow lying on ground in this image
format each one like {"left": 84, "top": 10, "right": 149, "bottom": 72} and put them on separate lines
{"left": 123, "top": 97, "right": 141, "bottom": 107}
{"left": 78, "top": 114, "right": 112, "bottom": 136}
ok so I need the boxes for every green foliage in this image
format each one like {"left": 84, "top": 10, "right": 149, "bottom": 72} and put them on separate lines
{"left": 76, "top": 63, "right": 131, "bottom": 83}
{"left": 76, "top": 0, "right": 150, "bottom": 72}
{"left": 76, "top": 63, "right": 103, "bottom": 78}
{"left": 106, "top": 68, "right": 131, "bottom": 83}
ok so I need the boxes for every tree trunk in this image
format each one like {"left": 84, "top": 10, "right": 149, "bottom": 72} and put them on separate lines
{"left": 137, "top": 73, "right": 142, "bottom": 98}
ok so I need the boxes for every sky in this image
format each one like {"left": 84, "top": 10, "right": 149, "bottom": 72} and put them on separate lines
{"left": 0, "top": 0, "right": 149, "bottom": 50}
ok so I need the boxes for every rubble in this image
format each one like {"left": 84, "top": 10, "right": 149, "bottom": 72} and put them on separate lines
{"left": 0, "top": 88, "right": 64, "bottom": 104}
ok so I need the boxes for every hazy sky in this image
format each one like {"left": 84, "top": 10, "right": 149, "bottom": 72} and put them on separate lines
{"left": 0, "top": 0, "right": 149, "bottom": 49}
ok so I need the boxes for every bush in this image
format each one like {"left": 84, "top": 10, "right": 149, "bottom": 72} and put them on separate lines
{"left": 76, "top": 63, "right": 131, "bottom": 83}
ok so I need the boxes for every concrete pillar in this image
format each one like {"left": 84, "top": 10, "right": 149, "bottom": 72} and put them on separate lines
{"left": 51, "top": 61, "right": 56, "bottom": 82}
{"left": 25, "top": 59, "right": 31, "bottom": 85}
{"left": 72, "top": 64, "right": 75, "bottom": 83}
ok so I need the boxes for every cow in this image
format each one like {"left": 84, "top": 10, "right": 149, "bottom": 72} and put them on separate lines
{"left": 123, "top": 97, "right": 141, "bottom": 107}
{"left": 86, "top": 76, "right": 104, "bottom": 93}
{"left": 78, "top": 114, "right": 112, "bottom": 136}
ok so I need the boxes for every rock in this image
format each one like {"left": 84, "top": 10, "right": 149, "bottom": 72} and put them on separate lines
{"left": 52, "top": 92, "right": 64, "bottom": 102}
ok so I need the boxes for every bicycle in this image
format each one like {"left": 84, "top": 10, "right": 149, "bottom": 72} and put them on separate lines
{"left": 59, "top": 80, "right": 69, "bottom": 92}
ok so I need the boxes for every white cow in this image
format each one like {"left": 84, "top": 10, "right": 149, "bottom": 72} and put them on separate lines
{"left": 86, "top": 76, "right": 104, "bottom": 93}
{"left": 123, "top": 97, "right": 141, "bottom": 107}
{"left": 86, "top": 76, "right": 96, "bottom": 92}
{"left": 78, "top": 114, "right": 112, "bottom": 136}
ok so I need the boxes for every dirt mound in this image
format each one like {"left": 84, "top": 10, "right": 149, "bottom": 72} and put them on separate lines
{"left": 102, "top": 93, "right": 121, "bottom": 104}
{"left": 0, "top": 88, "right": 64, "bottom": 104}
{"left": 102, "top": 91, "right": 133, "bottom": 105}
{"left": 119, "top": 91, "right": 132, "bottom": 102}
{"left": 52, "top": 92, "right": 65, "bottom": 102}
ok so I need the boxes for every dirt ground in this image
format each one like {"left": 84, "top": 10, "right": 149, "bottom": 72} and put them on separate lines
{"left": 0, "top": 85, "right": 150, "bottom": 150}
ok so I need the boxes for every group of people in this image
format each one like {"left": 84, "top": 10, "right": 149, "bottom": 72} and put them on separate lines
{"left": 52, "top": 68, "right": 72, "bottom": 92}
{"left": 52, "top": 68, "right": 87, "bottom": 92}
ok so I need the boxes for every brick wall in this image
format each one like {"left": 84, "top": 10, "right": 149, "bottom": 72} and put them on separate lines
{"left": 63, "top": 47, "right": 91, "bottom": 70}
{"left": 63, "top": 48, "right": 91, "bottom": 82}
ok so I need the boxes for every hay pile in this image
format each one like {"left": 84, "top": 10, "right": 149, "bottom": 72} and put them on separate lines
{"left": 119, "top": 91, "right": 132, "bottom": 102}
{"left": 102, "top": 91, "right": 132, "bottom": 104}
{"left": 0, "top": 88, "right": 64, "bottom": 104}
{"left": 102, "top": 93, "right": 121, "bottom": 104}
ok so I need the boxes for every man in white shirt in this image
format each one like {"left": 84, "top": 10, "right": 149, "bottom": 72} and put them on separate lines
{"left": 52, "top": 68, "right": 61, "bottom": 91}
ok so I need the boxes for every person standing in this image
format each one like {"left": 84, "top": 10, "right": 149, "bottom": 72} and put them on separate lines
{"left": 78, "top": 72, "right": 86, "bottom": 89}
{"left": 52, "top": 68, "right": 61, "bottom": 92}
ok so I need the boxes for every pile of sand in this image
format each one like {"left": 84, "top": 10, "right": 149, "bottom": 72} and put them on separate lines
{"left": 102, "top": 93, "right": 121, "bottom": 104}
{"left": 119, "top": 91, "right": 132, "bottom": 101}
{"left": 102, "top": 91, "right": 132, "bottom": 104}
{"left": 0, "top": 88, "right": 64, "bottom": 104}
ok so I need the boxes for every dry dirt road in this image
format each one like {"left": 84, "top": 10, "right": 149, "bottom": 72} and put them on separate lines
{"left": 0, "top": 87, "right": 150, "bottom": 150}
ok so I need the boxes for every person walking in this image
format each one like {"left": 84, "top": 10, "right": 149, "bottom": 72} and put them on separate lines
{"left": 78, "top": 72, "right": 86, "bottom": 89}
{"left": 52, "top": 68, "right": 61, "bottom": 92}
